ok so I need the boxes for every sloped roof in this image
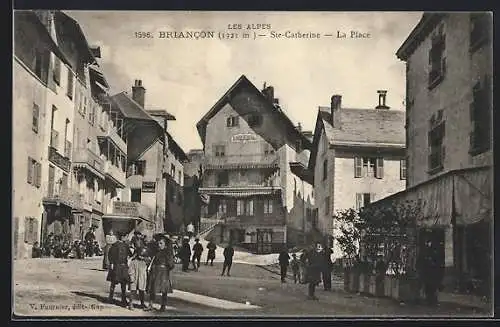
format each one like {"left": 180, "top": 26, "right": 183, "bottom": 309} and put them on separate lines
{"left": 109, "top": 92, "right": 159, "bottom": 121}
{"left": 196, "top": 74, "right": 312, "bottom": 150}
{"left": 166, "top": 131, "right": 188, "bottom": 162}
{"left": 318, "top": 106, "right": 406, "bottom": 146}
{"left": 55, "top": 11, "right": 97, "bottom": 65}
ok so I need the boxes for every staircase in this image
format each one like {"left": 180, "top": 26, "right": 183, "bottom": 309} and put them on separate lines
{"left": 197, "top": 213, "right": 223, "bottom": 240}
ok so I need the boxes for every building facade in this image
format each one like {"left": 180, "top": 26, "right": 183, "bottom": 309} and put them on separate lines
{"left": 183, "top": 149, "right": 204, "bottom": 233}
{"left": 390, "top": 12, "right": 493, "bottom": 294}
{"left": 309, "top": 92, "right": 406, "bottom": 258}
{"left": 196, "top": 75, "right": 313, "bottom": 253}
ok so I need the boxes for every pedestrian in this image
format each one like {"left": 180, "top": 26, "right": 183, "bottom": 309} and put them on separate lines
{"left": 146, "top": 236, "right": 175, "bottom": 312}
{"left": 31, "top": 241, "right": 42, "bottom": 258}
{"left": 278, "top": 246, "right": 290, "bottom": 283}
{"left": 103, "top": 229, "right": 117, "bottom": 270}
{"left": 179, "top": 236, "right": 191, "bottom": 272}
{"left": 186, "top": 222, "right": 195, "bottom": 239}
{"left": 107, "top": 231, "right": 132, "bottom": 307}
{"left": 290, "top": 253, "right": 300, "bottom": 284}
{"left": 417, "top": 239, "right": 443, "bottom": 306}
{"left": 191, "top": 238, "right": 203, "bottom": 271}
{"left": 298, "top": 250, "right": 308, "bottom": 284}
{"left": 84, "top": 227, "right": 96, "bottom": 257}
{"left": 128, "top": 247, "right": 151, "bottom": 310}
{"left": 322, "top": 244, "right": 333, "bottom": 291}
{"left": 221, "top": 241, "right": 234, "bottom": 276}
{"left": 306, "top": 242, "right": 324, "bottom": 300}
{"left": 206, "top": 239, "right": 217, "bottom": 266}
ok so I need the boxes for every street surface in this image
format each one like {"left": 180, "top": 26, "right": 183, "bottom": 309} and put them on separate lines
{"left": 12, "top": 256, "right": 491, "bottom": 318}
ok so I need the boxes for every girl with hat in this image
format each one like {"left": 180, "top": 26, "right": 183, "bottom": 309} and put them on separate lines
{"left": 146, "top": 235, "right": 175, "bottom": 312}
{"left": 128, "top": 247, "right": 151, "bottom": 310}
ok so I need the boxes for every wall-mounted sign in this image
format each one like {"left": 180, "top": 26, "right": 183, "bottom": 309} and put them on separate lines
{"left": 113, "top": 202, "right": 140, "bottom": 217}
{"left": 142, "top": 181, "right": 156, "bottom": 193}
{"left": 231, "top": 133, "right": 258, "bottom": 143}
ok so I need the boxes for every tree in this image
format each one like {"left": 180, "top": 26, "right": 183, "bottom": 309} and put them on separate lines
{"left": 334, "top": 208, "right": 363, "bottom": 267}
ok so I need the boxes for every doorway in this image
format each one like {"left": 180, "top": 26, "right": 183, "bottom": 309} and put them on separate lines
{"left": 257, "top": 229, "right": 273, "bottom": 254}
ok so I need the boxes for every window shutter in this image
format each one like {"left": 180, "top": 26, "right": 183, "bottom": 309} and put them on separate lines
{"left": 32, "top": 104, "right": 39, "bottom": 133}
{"left": 441, "top": 145, "right": 446, "bottom": 167}
{"left": 234, "top": 116, "right": 239, "bottom": 126}
{"left": 35, "top": 162, "right": 42, "bottom": 187}
{"left": 24, "top": 217, "right": 31, "bottom": 243}
{"left": 33, "top": 218, "right": 39, "bottom": 244}
{"left": 355, "top": 193, "right": 363, "bottom": 210}
{"left": 226, "top": 117, "right": 231, "bottom": 126}
{"left": 27, "top": 157, "right": 33, "bottom": 184}
{"left": 354, "top": 157, "right": 362, "bottom": 178}
{"left": 376, "top": 158, "right": 384, "bottom": 179}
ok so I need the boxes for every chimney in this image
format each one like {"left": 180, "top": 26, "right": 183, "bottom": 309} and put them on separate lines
{"left": 132, "top": 79, "right": 146, "bottom": 108}
{"left": 331, "top": 95, "right": 342, "bottom": 126}
{"left": 262, "top": 85, "right": 275, "bottom": 102}
{"left": 297, "top": 122, "right": 302, "bottom": 132}
{"left": 376, "top": 90, "right": 389, "bottom": 109}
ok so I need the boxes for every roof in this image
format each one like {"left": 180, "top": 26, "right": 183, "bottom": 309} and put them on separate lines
{"left": 318, "top": 107, "right": 406, "bottom": 146}
{"left": 109, "top": 92, "right": 160, "bottom": 121}
{"left": 289, "top": 162, "right": 314, "bottom": 185}
{"left": 396, "top": 13, "right": 446, "bottom": 61}
{"left": 196, "top": 74, "right": 312, "bottom": 150}
{"left": 55, "top": 11, "right": 97, "bottom": 65}
{"left": 167, "top": 131, "right": 188, "bottom": 162}
{"left": 308, "top": 106, "right": 405, "bottom": 171}
{"left": 89, "top": 65, "right": 109, "bottom": 89}
{"left": 14, "top": 11, "right": 72, "bottom": 68}
{"left": 147, "top": 110, "right": 176, "bottom": 121}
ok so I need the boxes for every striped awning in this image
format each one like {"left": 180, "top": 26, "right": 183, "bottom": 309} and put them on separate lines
{"left": 102, "top": 214, "right": 152, "bottom": 223}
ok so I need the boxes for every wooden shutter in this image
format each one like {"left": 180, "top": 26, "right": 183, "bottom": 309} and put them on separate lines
{"left": 35, "top": 162, "right": 42, "bottom": 187}
{"left": 53, "top": 57, "right": 61, "bottom": 84}
{"left": 33, "top": 218, "right": 39, "bottom": 244}
{"left": 67, "top": 69, "right": 74, "bottom": 98}
{"left": 24, "top": 217, "right": 31, "bottom": 243}
{"left": 355, "top": 193, "right": 363, "bottom": 210}
{"left": 375, "top": 158, "right": 384, "bottom": 179}
{"left": 27, "top": 157, "right": 33, "bottom": 184}
{"left": 354, "top": 157, "right": 362, "bottom": 178}
{"left": 32, "top": 104, "right": 39, "bottom": 133}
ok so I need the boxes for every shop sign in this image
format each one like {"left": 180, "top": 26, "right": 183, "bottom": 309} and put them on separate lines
{"left": 231, "top": 133, "right": 258, "bottom": 143}
{"left": 142, "top": 181, "right": 156, "bottom": 193}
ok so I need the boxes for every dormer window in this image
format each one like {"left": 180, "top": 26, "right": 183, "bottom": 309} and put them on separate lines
{"left": 227, "top": 116, "right": 239, "bottom": 127}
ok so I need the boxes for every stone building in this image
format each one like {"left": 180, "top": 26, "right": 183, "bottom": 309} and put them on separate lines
{"left": 309, "top": 92, "right": 406, "bottom": 258}
{"left": 183, "top": 149, "right": 204, "bottom": 233}
{"left": 376, "top": 12, "right": 493, "bottom": 294}
{"left": 196, "top": 75, "right": 314, "bottom": 253}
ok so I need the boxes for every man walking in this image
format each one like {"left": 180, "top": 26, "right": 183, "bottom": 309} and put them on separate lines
{"left": 179, "top": 236, "right": 191, "bottom": 272}
{"left": 106, "top": 231, "right": 131, "bottom": 307}
{"left": 191, "top": 238, "right": 204, "bottom": 271}
{"left": 221, "top": 241, "right": 234, "bottom": 276}
{"left": 322, "top": 244, "right": 333, "bottom": 291}
{"left": 306, "top": 242, "right": 324, "bottom": 300}
{"left": 417, "top": 239, "right": 443, "bottom": 305}
{"left": 206, "top": 239, "right": 217, "bottom": 266}
{"left": 278, "top": 246, "right": 290, "bottom": 283}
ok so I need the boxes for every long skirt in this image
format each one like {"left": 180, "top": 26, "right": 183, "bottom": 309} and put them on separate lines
{"left": 106, "top": 263, "right": 130, "bottom": 284}
{"left": 102, "top": 245, "right": 111, "bottom": 270}
{"left": 149, "top": 265, "right": 173, "bottom": 294}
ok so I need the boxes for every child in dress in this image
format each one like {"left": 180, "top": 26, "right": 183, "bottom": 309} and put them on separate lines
{"left": 128, "top": 247, "right": 150, "bottom": 310}
{"left": 290, "top": 253, "right": 300, "bottom": 284}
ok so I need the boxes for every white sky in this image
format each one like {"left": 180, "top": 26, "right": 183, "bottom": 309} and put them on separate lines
{"left": 66, "top": 11, "right": 422, "bottom": 152}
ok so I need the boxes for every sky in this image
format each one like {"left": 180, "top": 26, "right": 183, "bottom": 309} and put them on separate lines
{"left": 66, "top": 11, "right": 422, "bottom": 152}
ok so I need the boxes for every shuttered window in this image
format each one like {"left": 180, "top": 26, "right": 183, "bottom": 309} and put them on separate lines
{"left": 27, "top": 157, "right": 34, "bottom": 184}
{"left": 354, "top": 157, "right": 363, "bottom": 178}
{"left": 245, "top": 200, "right": 254, "bottom": 216}
{"left": 32, "top": 103, "right": 39, "bottom": 133}
{"left": 375, "top": 158, "right": 384, "bottom": 179}
{"left": 67, "top": 69, "right": 74, "bottom": 99}
{"left": 24, "top": 217, "right": 38, "bottom": 244}
{"left": 355, "top": 193, "right": 363, "bottom": 210}
{"left": 237, "top": 200, "right": 244, "bottom": 216}
{"left": 35, "top": 162, "right": 42, "bottom": 188}
{"left": 53, "top": 57, "right": 61, "bottom": 85}
{"left": 323, "top": 159, "right": 328, "bottom": 181}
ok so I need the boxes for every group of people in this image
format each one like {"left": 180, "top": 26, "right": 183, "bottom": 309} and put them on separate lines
{"left": 32, "top": 229, "right": 103, "bottom": 259}
{"left": 278, "top": 242, "right": 334, "bottom": 300}
{"left": 105, "top": 230, "right": 176, "bottom": 312}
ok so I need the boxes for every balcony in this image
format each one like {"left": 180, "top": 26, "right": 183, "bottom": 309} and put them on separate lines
{"left": 48, "top": 146, "right": 71, "bottom": 173}
{"left": 98, "top": 126, "right": 127, "bottom": 154}
{"left": 104, "top": 161, "right": 126, "bottom": 188}
{"left": 43, "top": 187, "right": 84, "bottom": 209}
{"left": 112, "top": 201, "right": 154, "bottom": 221}
{"left": 204, "top": 153, "right": 279, "bottom": 170}
{"left": 72, "top": 149, "right": 105, "bottom": 178}
{"left": 92, "top": 200, "right": 103, "bottom": 213}
{"left": 198, "top": 185, "right": 282, "bottom": 197}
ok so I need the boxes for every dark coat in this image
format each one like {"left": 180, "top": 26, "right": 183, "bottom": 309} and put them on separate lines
{"left": 193, "top": 243, "right": 203, "bottom": 257}
{"left": 223, "top": 246, "right": 234, "bottom": 262}
{"left": 278, "top": 251, "right": 290, "bottom": 266}
{"left": 106, "top": 240, "right": 131, "bottom": 284}
{"left": 207, "top": 242, "right": 216, "bottom": 259}
{"left": 323, "top": 248, "right": 333, "bottom": 272}
{"left": 149, "top": 246, "right": 175, "bottom": 294}
{"left": 306, "top": 250, "right": 324, "bottom": 284}
{"left": 179, "top": 243, "right": 191, "bottom": 261}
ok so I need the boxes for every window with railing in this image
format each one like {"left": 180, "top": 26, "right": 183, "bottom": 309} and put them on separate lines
{"left": 428, "top": 25, "right": 446, "bottom": 90}
{"left": 470, "top": 13, "right": 491, "bottom": 53}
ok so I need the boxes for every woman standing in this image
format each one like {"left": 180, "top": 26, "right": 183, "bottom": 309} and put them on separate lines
{"left": 146, "top": 236, "right": 175, "bottom": 312}
{"left": 306, "top": 242, "right": 325, "bottom": 300}
{"left": 103, "top": 229, "right": 117, "bottom": 270}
